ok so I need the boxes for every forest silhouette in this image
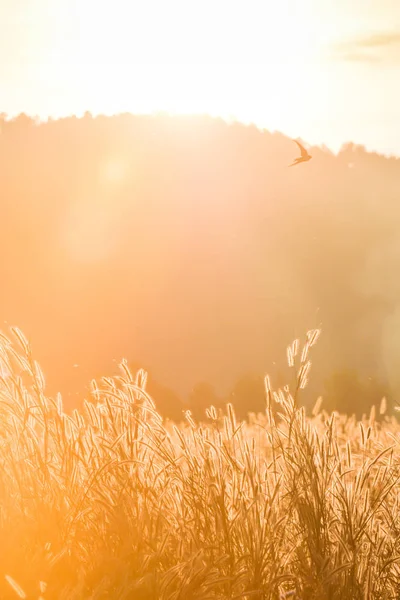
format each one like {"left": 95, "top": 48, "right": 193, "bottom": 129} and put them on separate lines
{"left": 1, "top": 111, "right": 398, "bottom": 419}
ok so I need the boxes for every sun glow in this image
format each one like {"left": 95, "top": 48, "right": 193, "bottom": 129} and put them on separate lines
{"left": 2, "top": 0, "right": 400, "bottom": 154}
{"left": 42, "top": 0, "right": 331, "bottom": 141}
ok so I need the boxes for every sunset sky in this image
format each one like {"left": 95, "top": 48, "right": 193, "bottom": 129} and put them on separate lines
{"left": 1, "top": 0, "right": 400, "bottom": 155}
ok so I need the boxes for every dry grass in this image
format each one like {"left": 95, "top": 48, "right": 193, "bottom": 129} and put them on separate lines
{"left": 0, "top": 327, "right": 400, "bottom": 599}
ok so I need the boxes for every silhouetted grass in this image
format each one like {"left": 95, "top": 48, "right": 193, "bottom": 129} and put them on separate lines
{"left": 0, "top": 327, "right": 399, "bottom": 599}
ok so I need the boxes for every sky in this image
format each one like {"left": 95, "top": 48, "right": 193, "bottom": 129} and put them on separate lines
{"left": 1, "top": 0, "right": 400, "bottom": 155}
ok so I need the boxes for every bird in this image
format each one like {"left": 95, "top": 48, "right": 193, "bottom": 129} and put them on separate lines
{"left": 289, "top": 139, "right": 312, "bottom": 167}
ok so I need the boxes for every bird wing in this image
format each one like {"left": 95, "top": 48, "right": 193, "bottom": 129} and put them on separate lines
{"left": 293, "top": 139, "right": 308, "bottom": 158}
{"left": 288, "top": 158, "right": 301, "bottom": 167}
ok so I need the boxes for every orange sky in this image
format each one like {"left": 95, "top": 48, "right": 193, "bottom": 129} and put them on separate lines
{"left": 1, "top": 0, "right": 400, "bottom": 155}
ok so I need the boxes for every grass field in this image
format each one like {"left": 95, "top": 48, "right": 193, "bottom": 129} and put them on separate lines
{"left": 0, "top": 328, "right": 399, "bottom": 599}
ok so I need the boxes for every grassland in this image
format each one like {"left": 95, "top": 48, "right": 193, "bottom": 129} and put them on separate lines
{"left": 0, "top": 328, "right": 399, "bottom": 599}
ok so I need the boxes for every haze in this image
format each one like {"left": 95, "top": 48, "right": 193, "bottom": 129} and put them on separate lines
{"left": 0, "top": 112, "right": 400, "bottom": 419}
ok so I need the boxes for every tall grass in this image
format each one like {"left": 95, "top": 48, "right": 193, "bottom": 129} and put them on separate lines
{"left": 0, "top": 327, "right": 399, "bottom": 599}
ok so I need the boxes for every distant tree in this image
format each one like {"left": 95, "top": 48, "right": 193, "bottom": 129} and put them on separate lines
{"left": 188, "top": 382, "right": 220, "bottom": 422}
{"left": 0, "top": 113, "right": 6, "bottom": 133}
{"left": 323, "top": 369, "right": 389, "bottom": 418}
{"left": 145, "top": 378, "right": 184, "bottom": 422}
{"left": 229, "top": 373, "right": 266, "bottom": 420}
{"left": 6, "top": 113, "right": 34, "bottom": 134}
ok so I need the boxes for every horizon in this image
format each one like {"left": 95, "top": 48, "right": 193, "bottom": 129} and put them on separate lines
{"left": 2, "top": 110, "right": 400, "bottom": 161}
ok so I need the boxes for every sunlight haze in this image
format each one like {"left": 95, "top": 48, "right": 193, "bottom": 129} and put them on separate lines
{"left": 1, "top": 0, "right": 400, "bottom": 155}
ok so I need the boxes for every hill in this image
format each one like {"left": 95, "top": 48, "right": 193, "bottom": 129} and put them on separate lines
{"left": 1, "top": 112, "right": 399, "bottom": 415}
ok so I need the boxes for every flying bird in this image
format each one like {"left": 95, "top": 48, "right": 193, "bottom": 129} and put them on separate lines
{"left": 289, "top": 139, "right": 312, "bottom": 167}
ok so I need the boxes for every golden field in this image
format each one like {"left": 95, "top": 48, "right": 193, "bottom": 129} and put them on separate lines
{"left": 0, "top": 327, "right": 399, "bottom": 599}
